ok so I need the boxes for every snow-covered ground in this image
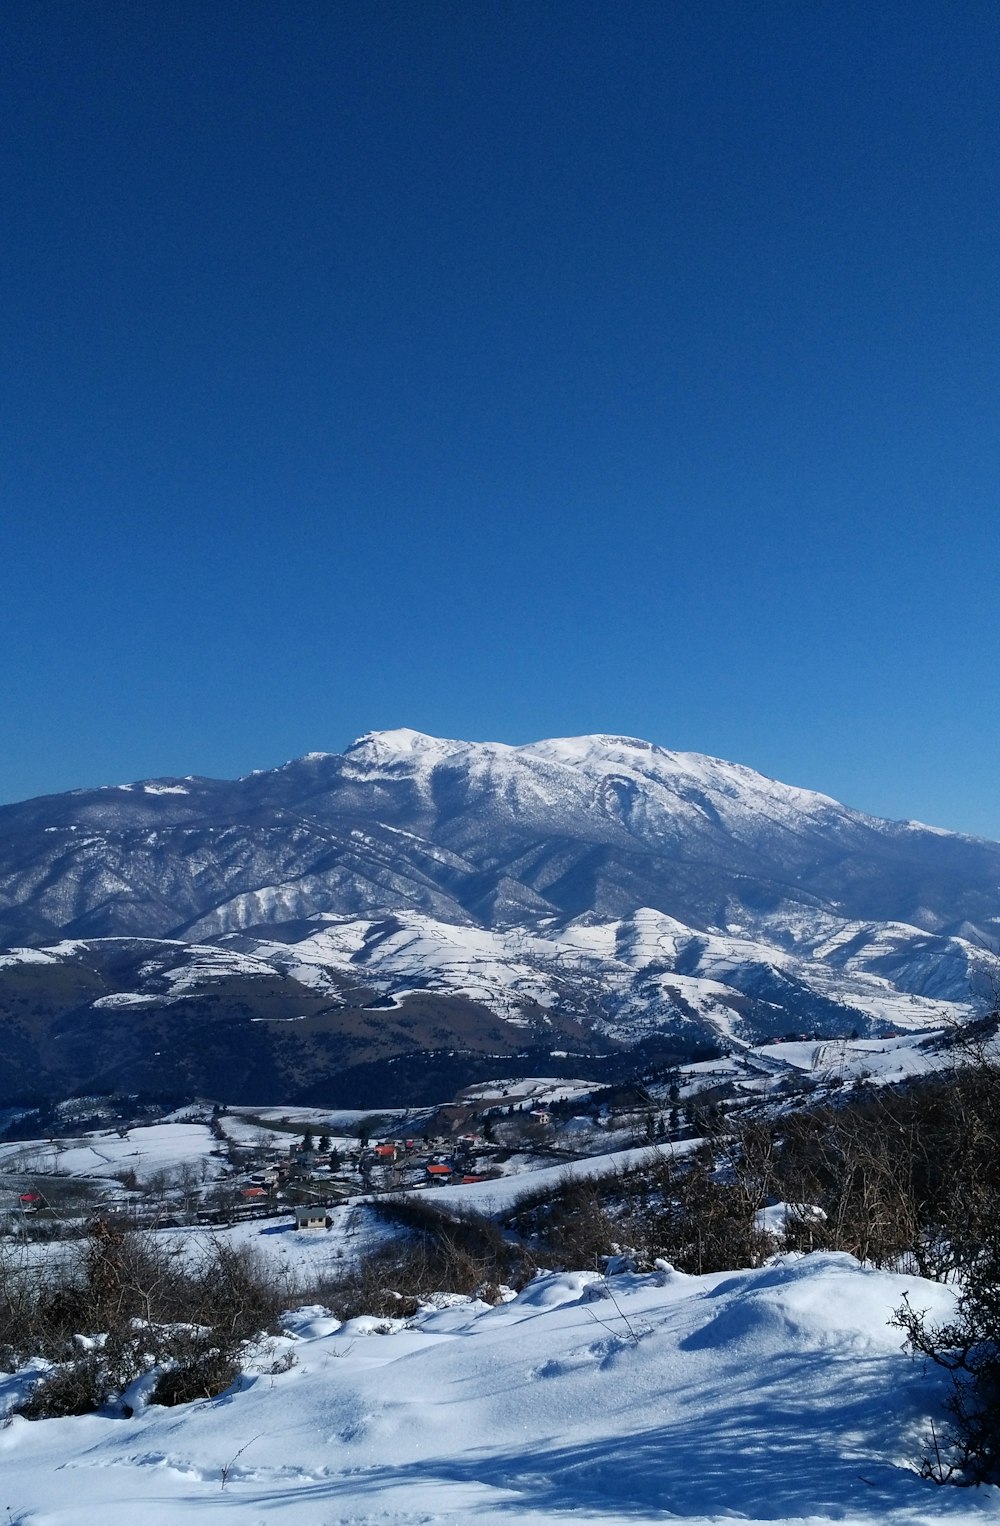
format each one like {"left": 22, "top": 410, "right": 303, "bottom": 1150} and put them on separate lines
{"left": 241, "top": 1106, "right": 417, "bottom": 1132}
{"left": 0, "top": 1251, "right": 991, "bottom": 1524}
{"left": 459, "top": 1077, "right": 595, "bottom": 1106}
{"left": 752, "top": 1032, "right": 947, "bottom": 1087}
{"left": 421, "top": 1139, "right": 699, "bottom": 1215}
{"left": 0, "top": 1122, "right": 225, "bottom": 1183}
{"left": 155, "top": 1199, "right": 398, "bottom": 1282}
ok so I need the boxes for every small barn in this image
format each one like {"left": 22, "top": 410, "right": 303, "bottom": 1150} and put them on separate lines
{"left": 294, "top": 1206, "right": 330, "bottom": 1231}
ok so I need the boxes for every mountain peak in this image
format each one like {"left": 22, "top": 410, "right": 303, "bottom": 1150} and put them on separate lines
{"left": 345, "top": 728, "right": 467, "bottom": 765}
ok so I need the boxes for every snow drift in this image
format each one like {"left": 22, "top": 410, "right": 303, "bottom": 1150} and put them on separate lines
{"left": 0, "top": 1252, "right": 983, "bottom": 1524}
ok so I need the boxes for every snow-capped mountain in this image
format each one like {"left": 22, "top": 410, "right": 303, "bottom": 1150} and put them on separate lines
{"left": 0, "top": 729, "right": 998, "bottom": 1100}
{"left": 5, "top": 728, "right": 1000, "bottom": 944}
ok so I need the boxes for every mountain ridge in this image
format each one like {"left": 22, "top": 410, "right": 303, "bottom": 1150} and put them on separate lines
{"left": 1, "top": 729, "right": 998, "bottom": 1106}
{"left": 3, "top": 729, "right": 999, "bottom": 948}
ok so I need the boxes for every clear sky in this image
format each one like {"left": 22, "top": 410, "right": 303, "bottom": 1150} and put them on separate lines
{"left": 4, "top": 1, "right": 1000, "bottom": 836}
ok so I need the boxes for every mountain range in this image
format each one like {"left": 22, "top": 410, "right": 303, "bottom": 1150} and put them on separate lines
{"left": 1, "top": 729, "right": 997, "bottom": 1106}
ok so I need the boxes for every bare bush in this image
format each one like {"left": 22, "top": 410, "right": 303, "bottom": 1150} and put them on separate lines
{"left": 308, "top": 1197, "right": 531, "bottom": 1320}
{"left": 894, "top": 1245, "right": 1000, "bottom": 1486}
{"left": 149, "top": 1345, "right": 241, "bottom": 1407}
{"left": 15, "top": 1355, "right": 109, "bottom": 1420}
{"left": 189, "top": 1241, "right": 285, "bottom": 1344}
{"left": 508, "top": 1147, "right": 774, "bottom": 1276}
{"left": 9, "top": 1221, "right": 286, "bottom": 1420}
{"left": 766, "top": 1057, "right": 1000, "bottom": 1278}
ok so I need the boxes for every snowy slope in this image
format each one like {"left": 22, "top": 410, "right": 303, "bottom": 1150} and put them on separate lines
{"left": 0, "top": 1252, "right": 983, "bottom": 1524}
{"left": 0, "top": 1121, "right": 224, "bottom": 1183}
{"left": 240, "top": 900, "right": 993, "bottom": 1041}
{"left": 0, "top": 899, "right": 990, "bottom": 1108}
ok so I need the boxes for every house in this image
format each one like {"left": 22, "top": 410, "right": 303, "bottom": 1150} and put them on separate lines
{"left": 373, "top": 1143, "right": 397, "bottom": 1160}
{"left": 294, "top": 1206, "right": 330, "bottom": 1231}
{"left": 426, "top": 1163, "right": 453, "bottom": 1182}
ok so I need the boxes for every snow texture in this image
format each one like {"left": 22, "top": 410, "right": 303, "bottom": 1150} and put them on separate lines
{"left": 0, "top": 1252, "right": 989, "bottom": 1524}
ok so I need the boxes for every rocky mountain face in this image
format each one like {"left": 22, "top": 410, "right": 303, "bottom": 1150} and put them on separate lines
{"left": 1, "top": 730, "right": 998, "bottom": 1105}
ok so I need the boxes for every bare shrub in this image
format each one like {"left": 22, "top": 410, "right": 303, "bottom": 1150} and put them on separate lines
{"left": 14, "top": 1355, "right": 109, "bottom": 1420}
{"left": 309, "top": 1197, "right": 531, "bottom": 1320}
{"left": 508, "top": 1148, "right": 774, "bottom": 1276}
{"left": 894, "top": 1245, "right": 1000, "bottom": 1486}
{"left": 150, "top": 1346, "right": 241, "bottom": 1407}
{"left": 886, "top": 1037, "right": 1000, "bottom": 1485}
{"left": 189, "top": 1242, "right": 284, "bottom": 1344}
{"left": 509, "top": 1176, "right": 620, "bottom": 1268}
{"left": 10, "top": 1222, "right": 287, "bottom": 1419}
{"left": 33, "top": 1219, "right": 178, "bottom": 1363}
{"left": 766, "top": 1056, "right": 1000, "bottom": 1278}
{"left": 0, "top": 1245, "right": 49, "bottom": 1371}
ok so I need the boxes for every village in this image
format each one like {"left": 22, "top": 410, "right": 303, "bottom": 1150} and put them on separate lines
{"left": 0, "top": 1063, "right": 733, "bottom": 1242}
{"left": 0, "top": 1031, "right": 925, "bottom": 1246}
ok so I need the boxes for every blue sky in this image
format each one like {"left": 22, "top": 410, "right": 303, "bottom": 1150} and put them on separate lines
{"left": 4, "top": 1, "right": 1000, "bottom": 836}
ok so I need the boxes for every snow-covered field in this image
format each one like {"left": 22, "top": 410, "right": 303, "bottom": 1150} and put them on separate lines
{"left": 753, "top": 1033, "right": 947, "bottom": 1087}
{"left": 0, "top": 1252, "right": 991, "bottom": 1524}
{"left": 0, "top": 1122, "right": 225, "bottom": 1183}
{"left": 155, "top": 1200, "right": 398, "bottom": 1282}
